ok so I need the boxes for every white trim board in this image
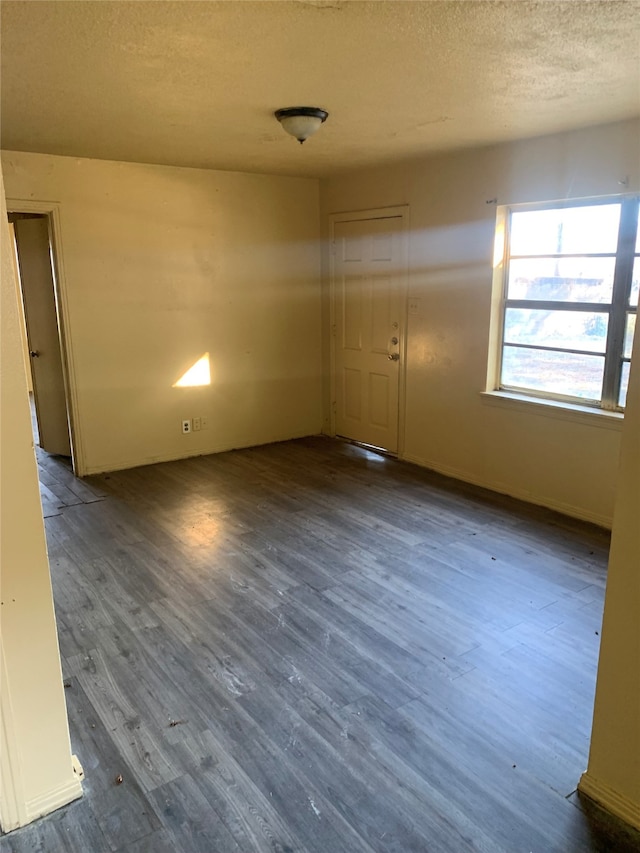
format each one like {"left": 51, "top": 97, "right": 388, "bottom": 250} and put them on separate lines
{"left": 401, "top": 451, "right": 613, "bottom": 529}
{"left": 24, "top": 776, "right": 83, "bottom": 826}
{"left": 81, "top": 428, "right": 322, "bottom": 476}
{"left": 579, "top": 772, "right": 640, "bottom": 833}
{"left": 0, "top": 642, "right": 27, "bottom": 833}
{"left": 0, "top": 640, "right": 83, "bottom": 833}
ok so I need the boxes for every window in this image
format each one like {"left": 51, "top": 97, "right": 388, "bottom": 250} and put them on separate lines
{"left": 495, "top": 196, "right": 638, "bottom": 411}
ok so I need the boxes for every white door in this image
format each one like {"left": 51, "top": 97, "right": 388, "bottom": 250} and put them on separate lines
{"left": 13, "top": 216, "right": 72, "bottom": 457}
{"left": 332, "top": 214, "right": 406, "bottom": 453}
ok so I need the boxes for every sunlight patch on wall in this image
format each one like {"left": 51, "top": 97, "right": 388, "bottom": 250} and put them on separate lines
{"left": 173, "top": 353, "right": 211, "bottom": 387}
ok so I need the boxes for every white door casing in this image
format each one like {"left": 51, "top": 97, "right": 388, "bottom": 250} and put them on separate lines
{"left": 330, "top": 208, "right": 408, "bottom": 454}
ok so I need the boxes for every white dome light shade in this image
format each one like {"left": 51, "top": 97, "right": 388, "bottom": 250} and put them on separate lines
{"left": 274, "top": 107, "right": 328, "bottom": 144}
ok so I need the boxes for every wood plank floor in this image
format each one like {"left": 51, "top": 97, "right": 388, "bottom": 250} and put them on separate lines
{"left": 3, "top": 436, "right": 639, "bottom": 853}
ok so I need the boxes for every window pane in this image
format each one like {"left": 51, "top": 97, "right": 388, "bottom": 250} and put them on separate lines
{"left": 507, "top": 257, "right": 615, "bottom": 302}
{"left": 631, "top": 256, "right": 639, "bottom": 307}
{"left": 504, "top": 308, "right": 608, "bottom": 353}
{"left": 624, "top": 313, "right": 636, "bottom": 359}
{"left": 510, "top": 204, "right": 621, "bottom": 256}
{"left": 501, "top": 346, "right": 604, "bottom": 400}
{"left": 619, "top": 362, "right": 630, "bottom": 408}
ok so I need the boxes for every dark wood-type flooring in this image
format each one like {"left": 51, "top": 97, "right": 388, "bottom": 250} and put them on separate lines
{"left": 3, "top": 435, "right": 640, "bottom": 853}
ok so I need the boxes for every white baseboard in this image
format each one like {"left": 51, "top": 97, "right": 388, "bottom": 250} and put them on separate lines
{"left": 82, "top": 429, "right": 322, "bottom": 476}
{"left": 578, "top": 772, "right": 640, "bottom": 832}
{"left": 401, "top": 452, "right": 612, "bottom": 529}
{"left": 25, "top": 775, "right": 83, "bottom": 824}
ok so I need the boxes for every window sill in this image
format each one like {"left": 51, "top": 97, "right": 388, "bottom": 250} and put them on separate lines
{"left": 480, "top": 390, "right": 624, "bottom": 431}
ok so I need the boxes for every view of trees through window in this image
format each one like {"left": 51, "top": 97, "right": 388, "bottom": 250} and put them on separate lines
{"left": 500, "top": 199, "right": 638, "bottom": 409}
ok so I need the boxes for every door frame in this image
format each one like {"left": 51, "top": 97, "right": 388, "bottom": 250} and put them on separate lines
{"left": 7, "top": 198, "right": 83, "bottom": 475}
{"left": 0, "top": 639, "right": 28, "bottom": 832}
{"left": 328, "top": 205, "right": 409, "bottom": 458}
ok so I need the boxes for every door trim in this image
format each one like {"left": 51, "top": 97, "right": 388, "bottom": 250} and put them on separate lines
{"left": 328, "top": 205, "right": 409, "bottom": 458}
{"left": 0, "top": 640, "right": 27, "bottom": 832}
{"left": 6, "top": 198, "right": 84, "bottom": 475}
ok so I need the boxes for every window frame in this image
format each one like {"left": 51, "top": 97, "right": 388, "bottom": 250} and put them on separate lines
{"left": 493, "top": 194, "right": 639, "bottom": 412}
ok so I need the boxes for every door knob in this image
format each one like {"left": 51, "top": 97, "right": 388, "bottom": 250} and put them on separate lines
{"left": 390, "top": 337, "right": 399, "bottom": 345}
{"left": 388, "top": 352, "right": 400, "bottom": 361}
{"left": 29, "top": 350, "right": 40, "bottom": 358}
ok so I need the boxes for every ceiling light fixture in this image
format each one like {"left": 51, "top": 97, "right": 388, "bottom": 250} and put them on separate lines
{"left": 274, "top": 107, "right": 328, "bottom": 144}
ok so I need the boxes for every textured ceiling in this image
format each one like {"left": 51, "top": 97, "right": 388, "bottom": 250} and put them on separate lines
{"left": 1, "top": 0, "right": 639, "bottom": 178}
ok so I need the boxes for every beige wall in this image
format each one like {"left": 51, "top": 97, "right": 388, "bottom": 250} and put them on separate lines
{"left": 0, "top": 168, "right": 81, "bottom": 830}
{"left": 2, "top": 126, "right": 638, "bottom": 832}
{"left": 579, "top": 289, "right": 640, "bottom": 828}
{"left": 1, "top": 151, "right": 322, "bottom": 475}
{"left": 321, "top": 119, "right": 640, "bottom": 527}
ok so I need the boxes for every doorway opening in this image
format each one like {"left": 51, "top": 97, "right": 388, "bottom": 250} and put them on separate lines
{"left": 7, "top": 211, "right": 76, "bottom": 470}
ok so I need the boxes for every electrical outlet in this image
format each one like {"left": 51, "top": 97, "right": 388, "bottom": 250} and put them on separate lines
{"left": 192, "top": 417, "right": 201, "bottom": 432}
{"left": 201, "top": 416, "right": 209, "bottom": 430}
{"left": 182, "top": 419, "right": 191, "bottom": 434}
